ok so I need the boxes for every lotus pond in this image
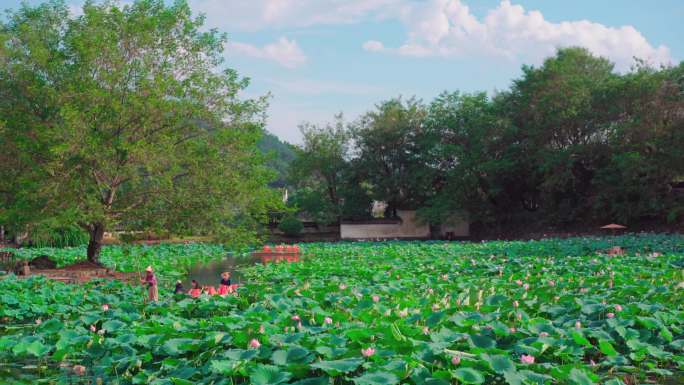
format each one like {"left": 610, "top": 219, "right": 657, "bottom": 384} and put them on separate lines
{"left": 1, "top": 234, "right": 683, "bottom": 384}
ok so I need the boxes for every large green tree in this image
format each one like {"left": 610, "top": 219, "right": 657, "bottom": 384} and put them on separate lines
{"left": 288, "top": 114, "right": 371, "bottom": 223}
{"left": 0, "top": 0, "right": 278, "bottom": 262}
{"left": 351, "top": 97, "right": 430, "bottom": 217}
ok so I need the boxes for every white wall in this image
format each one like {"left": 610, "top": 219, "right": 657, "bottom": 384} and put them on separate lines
{"left": 340, "top": 210, "right": 431, "bottom": 239}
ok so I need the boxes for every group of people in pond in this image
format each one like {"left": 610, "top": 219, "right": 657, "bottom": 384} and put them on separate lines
{"left": 174, "top": 271, "right": 239, "bottom": 298}
{"left": 141, "top": 266, "right": 238, "bottom": 302}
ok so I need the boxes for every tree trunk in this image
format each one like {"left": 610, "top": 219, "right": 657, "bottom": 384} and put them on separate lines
{"left": 87, "top": 223, "right": 105, "bottom": 264}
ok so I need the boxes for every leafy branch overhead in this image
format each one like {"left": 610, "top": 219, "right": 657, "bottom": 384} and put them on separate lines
{"left": 0, "top": 0, "right": 280, "bottom": 260}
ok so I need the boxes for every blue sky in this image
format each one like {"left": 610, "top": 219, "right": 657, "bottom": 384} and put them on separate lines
{"left": 3, "top": 1, "right": 683, "bottom": 143}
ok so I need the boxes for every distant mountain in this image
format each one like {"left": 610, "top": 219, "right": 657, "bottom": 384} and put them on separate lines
{"left": 257, "top": 131, "right": 297, "bottom": 188}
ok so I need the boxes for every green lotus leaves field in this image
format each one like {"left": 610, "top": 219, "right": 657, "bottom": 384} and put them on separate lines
{"left": 1, "top": 234, "right": 683, "bottom": 384}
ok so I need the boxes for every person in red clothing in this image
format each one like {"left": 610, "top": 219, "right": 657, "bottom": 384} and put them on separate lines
{"left": 189, "top": 280, "right": 201, "bottom": 298}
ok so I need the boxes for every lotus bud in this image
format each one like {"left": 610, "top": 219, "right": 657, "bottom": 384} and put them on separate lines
{"left": 451, "top": 355, "right": 461, "bottom": 365}
{"left": 248, "top": 339, "right": 261, "bottom": 349}
{"left": 520, "top": 355, "right": 535, "bottom": 364}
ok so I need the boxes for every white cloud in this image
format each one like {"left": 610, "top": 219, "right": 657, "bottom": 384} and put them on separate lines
{"left": 189, "top": 0, "right": 403, "bottom": 31}
{"left": 362, "top": 40, "right": 386, "bottom": 52}
{"left": 227, "top": 37, "right": 307, "bottom": 68}
{"left": 367, "top": 0, "right": 672, "bottom": 70}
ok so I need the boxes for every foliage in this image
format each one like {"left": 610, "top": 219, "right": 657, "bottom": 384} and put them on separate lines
{"left": 1, "top": 235, "right": 683, "bottom": 384}
{"left": 0, "top": 0, "right": 278, "bottom": 262}
{"left": 350, "top": 97, "right": 430, "bottom": 216}
{"left": 289, "top": 114, "right": 372, "bottom": 224}
{"left": 290, "top": 48, "right": 684, "bottom": 230}
{"left": 278, "top": 215, "right": 304, "bottom": 237}
{"left": 29, "top": 224, "right": 89, "bottom": 248}
{"left": 258, "top": 131, "right": 298, "bottom": 188}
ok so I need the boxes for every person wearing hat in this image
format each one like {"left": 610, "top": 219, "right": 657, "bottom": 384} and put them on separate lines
{"left": 141, "top": 266, "right": 159, "bottom": 302}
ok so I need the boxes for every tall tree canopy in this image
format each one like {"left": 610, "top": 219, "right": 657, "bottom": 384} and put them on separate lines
{"left": 288, "top": 115, "right": 371, "bottom": 224}
{"left": 288, "top": 48, "right": 683, "bottom": 232}
{"left": 0, "top": 0, "right": 278, "bottom": 261}
{"left": 351, "top": 97, "right": 429, "bottom": 217}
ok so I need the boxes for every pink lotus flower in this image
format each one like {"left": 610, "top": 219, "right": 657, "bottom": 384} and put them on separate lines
{"left": 90, "top": 325, "right": 96, "bottom": 332}
{"left": 441, "top": 274, "right": 449, "bottom": 281}
{"left": 339, "top": 284, "right": 347, "bottom": 290}
{"left": 513, "top": 300, "right": 519, "bottom": 308}
{"left": 521, "top": 355, "right": 535, "bottom": 364}
{"left": 324, "top": 317, "right": 333, "bottom": 325}
{"left": 398, "top": 308, "right": 409, "bottom": 318}
{"left": 451, "top": 355, "right": 461, "bottom": 365}
{"left": 102, "top": 304, "right": 109, "bottom": 312}
{"left": 615, "top": 304, "right": 623, "bottom": 312}
{"left": 35, "top": 319, "right": 41, "bottom": 325}
{"left": 361, "top": 347, "right": 375, "bottom": 357}
{"left": 548, "top": 280, "right": 555, "bottom": 286}
{"left": 539, "top": 332, "right": 549, "bottom": 337}
{"left": 515, "top": 280, "right": 523, "bottom": 286}
{"left": 73, "top": 365, "right": 86, "bottom": 376}
{"left": 427, "top": 288, "right": 434, "bottom": 295}
{"left": 523, "top": 283, "right": 530, "bottom": 291}
{"left": 422, "top": 326, "right": 430, "bottom": 335}
{"left": 510, "top": 327, "right": 517, "bottom": 333}
{"left": 575, "top": 321, "right": 582, "bottom": 329}
{"left": 248, "top": 339, "right": 261, "bottom": 349}
{"left": 372, "top": 295, "right": 380, "bottom": 302}
{"left": 291, "top": 315, "right": 301, "bottom": 322}
{"left": 606, "top": 313, "right": 615, "bottom": 319}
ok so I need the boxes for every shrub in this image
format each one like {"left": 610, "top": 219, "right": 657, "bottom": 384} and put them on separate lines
{"left": 278, "top": 215, "right": 304, "bottom": 237}
{"left": 31, "top": 225, "right": 89, "bottom": 248}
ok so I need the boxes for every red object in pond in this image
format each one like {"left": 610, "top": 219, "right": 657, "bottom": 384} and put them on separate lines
{"left": 208, "top": 286, "right": 218, "bottom": 296}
